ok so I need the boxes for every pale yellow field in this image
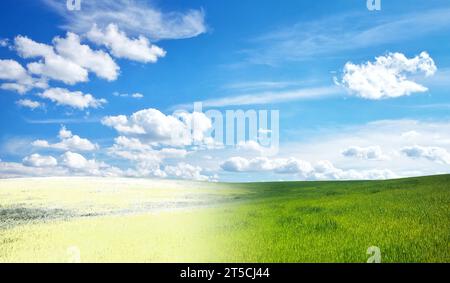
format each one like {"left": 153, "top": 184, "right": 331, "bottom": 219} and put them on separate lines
{"left": 0, "top": 210, "right": 220, "bottom": 263}
{"left": 0, "top": 177, "right": 236, "bottom": 263}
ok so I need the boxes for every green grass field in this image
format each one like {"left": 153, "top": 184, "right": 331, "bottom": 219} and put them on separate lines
{"left": 0, "top": 175, "right": 449, "bottom": 263}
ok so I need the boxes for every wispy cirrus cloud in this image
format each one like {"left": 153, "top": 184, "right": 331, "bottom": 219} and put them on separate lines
{"left": 23, "top": 117, "right": 100, "bottom": 125}
{"left": 241, "top": 8, "right": 450, "bottom": 65}
{"left": 223, "top": 81, "right": 305, "bottom": 92}
{"left": 42, "top": 0, "right": 207, "bottom": 41}
{"left": 174, "top": 86, "right": 340, "bottom": 109}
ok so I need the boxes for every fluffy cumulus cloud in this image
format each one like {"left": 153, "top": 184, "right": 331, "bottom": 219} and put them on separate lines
{"left": 16, "top": 99, "right": 42, "bottom": 109}
{"left": 1, "top": 28, "right": 169, "bottom": 97}
{"left": 163, "top": 162, "right": 211, "bottom": 181}
{"left": 338, "top": 52, "right": 437, "bottom": 99}
{"left": 102, "top": 109, "right": 212, "bottom": 147}
{"left": 219, "top": 156, "right": 250, "bottom": 172}
{"left": 341, "top": 146, "right": 389, "bottom": 160}
{"left": 99, "top": 108, "right": 215, "bottom": 180}
{"left": 44, "top": 0, "right": 207, "bottom": 40}
{"left": 53, "top": 32, "right": 119, "bottom": 81}
{"left": 0, "top": 160, "right": 68, "bottom": 178}
{"left": 32, "top": 126, "right": 98, "bottom": 152}
{"left": 401, "top": 145, "right": 450, "bottom": 165}
{"left": 87, "top": 24, "right": 166, "bottom": 63}
{"left": 15, "top": 35, "right": 89, "bottom": 85}
{"left": 236, "top": 140, "right": 276, "bottom": 155}
{"left": 60, "top": 151, "right": 122, "bottom": 177}
{"left": 221, "top": 156, "right": 313, "bottom": 175}
{"left": 312, "top": 161, "right": 396, "bottom": 180}
{"left": 22, "top": 153, "right": 58, "bottom": 168}
{"left": 110, "top": 136, "right": 188, "bottom": 159}
{"left": 105, "top": 135, "right": 195, "bottom": 179}
{"left": 221, "top": 156, "right": 314, "bottom": 176}
{"left": 0, "top": 152, "right": 121, "bottom": 178}
{"left": 221, "top": 156, "right": 396, "bottom": 180}
{"left": 0, "top": 38, "right": 9, "bottom": 47}
{"left": 60, "top": 151, "right": 91, "bottom": 169}
{"left": 108, "top": 136, "right": 187, "bottom": 167}
{"left": 14, "top": 33, "right": 120, "bottom": 85}
{"left": 0, "top": 59, "right": 28, "bottom": 81}
{"left": 38, "top": 88, "right": 106, "bottom": 110}
{"left": 0, "top": 59, "right": 47, "bottom": 94}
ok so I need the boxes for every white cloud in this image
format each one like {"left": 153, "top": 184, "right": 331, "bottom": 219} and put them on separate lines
{"left": 209, "top": 119, "right": 450, "bottom": 180}
{"left": 309, "top": 160, "right": 389, "bottom": 180}
{"left": 16, "top": 99, "right": 43, "bottom": 110}
{"left": 1, "top": 83, "right": 31, "bottom": 94}
{"left": 101, "top": 115, "right": 145, "bottom": 134}
{"left": 32, "top": 126, "right": 98, "bottom": 152}
{"left": 0, "top": 161, "right": 68, "bottom": 178}
{"left": 176, "top": 86, "right": 339, "bottom": 108}
{"left": 123, "top": 163, "right": 166, "bottom": 179}
{"left": 164, "top": 162, "right": 210, "bottom": 181}
{"left": 14, "top": 33, "right": 121, "bottom": 85}
{"left": 221, "top": 156, "right": 396, "bottom": 180}
{"left": 312, "top": 160, "right": 397, "bottom": 181}
{"left": 53, "top": 32, "right": 119, "bottom": 81}
{"left": 15, "top": 35, "right": 89, "bottom": 85}
{"left": 0, "top": 59, "right": 30, "bottom": 81}
{"left": 99, "top": 108, "right": 214, "bottom": 180}
{"left": 401, "top": 131, "right": 421, "bottom": 140}
{"left": 113, "top": 91, "right": 144, "bottom": 99}
{"left": 224, "top": 81, "right": 302, "bottom": 92}
{"left": 341, "top": 146, "right": 389, "bottom": 160}
{"left": 87, "top": 24, "right": 166, "bottom": 63}
{"left": 0, "top": 153, "right": 122, "bottom": 178}
{"left": 221, "top": 156, "right": 252, "bottom": 172}
{"left": 0, "top": 38, "right": 9, "bottom": 47}
{"left": 112, "top": 136, "right": 152, "bottom": 152}
{"left": 401, "top": 145, "right": 450, "bottom": 165}
{"left": 38, "top": 87, "right": 106, "bottom": 110}
{"left": 22, "top": 153, "right": 57, "bottom": 167}
{"left": 159, "top": 148, "right": 189, "bottom": 159}
{"left": 106, "top": 135, "right": 192, "bottom": 179}
{"left": 60, "top": 151, "right": 90, "bottom": 169}
{"left": 236, "top": 140, "right": 277, "bottom": 156}
{"left": 339, "top": 52, "right": 437, "bottom": 99}
{"left": 274, "top": 159, "right": 314, "bottom": 175}
{"left": 60, "top": 151, "right": 122, "bottom": 177}
{"left": 243, "top": 9, "right": 450, "bottom": 65}
{"left": 237, "top": 141, "right": 266, "bottom": 153}
{"left": 269, "top": 120, "right": 450, "bottom": 179}
{"left": 102, "top": 108, "right": 212, "bottom": 147}
{"left": 221, "top": 156, "right": 313, "bottom": 176}
{"left": 0, "top": 59, "right": 47, "bottom": 94}
{"left": 108, "top": 136, "right": 188, "bottom": 161}
{"left": 0, "top": 157, "right": 122, "bottom": 178}
{"left": 43, "top": 0, "right": 207, "bottom": 40}
{"left": 14, "top": 35, "right": 54, "bottom": 58}
{"left": 132, "top": 93, "right": 144, "bottom": 99}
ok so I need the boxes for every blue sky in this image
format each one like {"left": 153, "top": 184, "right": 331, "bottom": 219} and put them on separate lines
{"left": 0, "top": 0, "right": 450, "bottom": 181}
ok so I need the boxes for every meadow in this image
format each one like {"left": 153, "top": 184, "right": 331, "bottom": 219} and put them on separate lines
{"left": 0, "top": 175, "right": 449, "bottom": 262}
